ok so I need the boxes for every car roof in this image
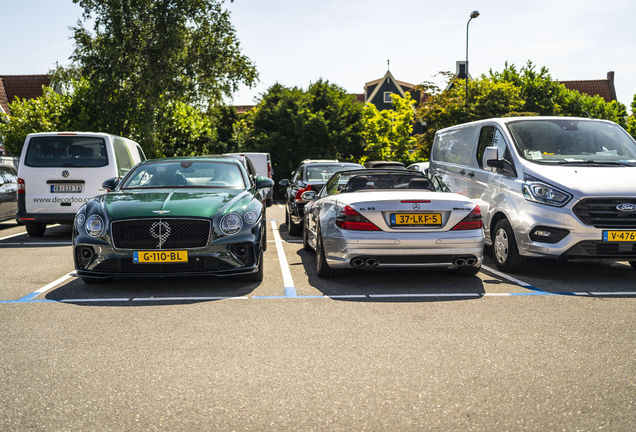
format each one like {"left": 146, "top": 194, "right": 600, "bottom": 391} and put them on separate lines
{"left": 300, "top": 159, "right": 339, "bottom": 164}
{"left": 332, "top": 169, "right": 425, "bottom": 177}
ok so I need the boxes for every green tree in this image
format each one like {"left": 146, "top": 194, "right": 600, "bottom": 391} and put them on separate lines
{"left": 64, "top": 0, "right": 258, "bottom": 156}
{"left": 361, "top": 93, "right": 418, "bottom": 165}
{"left": 249, "top": 80, "right": 365, "bottom": 190}
{"left": 0, "top": 87, "right": 74, "bottom": 153}
{"left": 627, "top": 95, "right": 636, "bottom": 139}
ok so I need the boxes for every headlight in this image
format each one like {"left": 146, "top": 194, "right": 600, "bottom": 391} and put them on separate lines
{"left": 75, "top": 213, "right": 86, "bottom": 227}
{"left": 221, "top": 214, "right": 243, "bottom": 234}
{"left": 523, "top": 174, "right": 572, "bottom": 207}
{"left": 244, "top": 212, "right": 257, "bottom": 224}
{"left": 85, "top": 215, "right": 105, "bottom": 237}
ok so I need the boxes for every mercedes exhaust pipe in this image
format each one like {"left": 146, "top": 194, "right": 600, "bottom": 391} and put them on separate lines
{"left": 365, "top": 258, "right": 379, "bottom": 268}
{"left": 466, "top": 258, "right": 477, "bottom": 266}
{"left": 351, "top": 258, "right": 365, "bottom": 268}
{"left": 454, "top": 258, "right": 467, "bottom": 267}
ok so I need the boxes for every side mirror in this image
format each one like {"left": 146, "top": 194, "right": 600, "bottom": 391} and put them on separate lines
{"left": 279, "top": 179, "right": 290, "bottom": 187}
{"left": 483, "top": 146, "right": 499, "bottom": 169}
{"left": 300, "top": 191, "right": 316, "bottom": 201}
{"left": 102, "top": 177, "right": 119, "bottom": 191}
{"left": 255, "top": 176, "right": 275, "bottom": 189}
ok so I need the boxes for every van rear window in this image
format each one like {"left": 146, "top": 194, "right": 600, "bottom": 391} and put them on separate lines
{"left": 24, "top": 137, "right": 108, "bottom": 168}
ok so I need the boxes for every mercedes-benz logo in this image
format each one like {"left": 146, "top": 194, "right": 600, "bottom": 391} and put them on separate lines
{"left": 150, "top": 221, "right": 171, "bottom": 248}
{"left": 61, "top": 170, "right": 70, "bottom": 178}
{"left": 616, "top": 203, "right": 636, "bottom": 212}
{"left": 412, "top": 203, "right": 421, "bottom": 210}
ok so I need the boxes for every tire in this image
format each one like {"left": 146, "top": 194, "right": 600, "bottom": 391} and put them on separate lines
{"left": 266, "top": 198, "right": 273, "bottom": 208}
{"left": 285, "top": 208, "right": 289, "bottom": 226}
{"left": 262, "top": 220, "right": 267, "bottom": 252}
{"left": 81, "top": 276, "right": 113, "bottom": 284}
{"left": 450, "top": 265, "right": 480, "bottom": 277}
{"left": 302, "top": 218, "right": 313, "bottom": 252}
{"left": 288, "top": 213, "right": 302, "bottom": 236}
{"left": 316, "top": 231, "right": 343, "bottom": 278}
{"left": 492, "top": 219, "right": 526, "bottom": 273}
{"left": 25, "top": 222, "right": 46, "bottom": 237}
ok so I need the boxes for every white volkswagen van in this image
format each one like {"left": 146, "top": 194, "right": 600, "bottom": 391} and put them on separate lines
{"left": 17, "top": 132, "right": 146, "bottom": 236}
{"left": 430, "top": 117, "right": 636, "bottom": 272}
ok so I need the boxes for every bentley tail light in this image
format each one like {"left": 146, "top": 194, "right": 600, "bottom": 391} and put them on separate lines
{"left": 294, "top": 185, "right": 312, "bottom": 203}
{"left": 336, "top": 205, "right": 381, "bottom": 231}
{"left": 17, "top": 178, "right": 25, "bottom": 194}
{"left": 451, "top": 206, "right": 483, "bottom": 231}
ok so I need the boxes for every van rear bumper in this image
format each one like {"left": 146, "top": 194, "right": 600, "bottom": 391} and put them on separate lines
{"left": 17, "top": 210, "right": 75, "bottom": 225}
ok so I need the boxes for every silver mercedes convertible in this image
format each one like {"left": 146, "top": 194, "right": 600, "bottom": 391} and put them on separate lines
{"left": 300, "top": 169, "right": 484, "bottom": 277}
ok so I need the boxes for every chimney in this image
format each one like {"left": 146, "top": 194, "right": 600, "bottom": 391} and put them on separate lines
{"left": 607, "top": 71, "right": 617, "bottom": 102}
{"left": 607, "top": 71, "right": 614, "bottom": 83}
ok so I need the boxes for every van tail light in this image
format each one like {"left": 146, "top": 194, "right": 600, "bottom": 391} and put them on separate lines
{"left": 451, "top": 206, "right": 483, "bottom": 231}
{"left": 294, "top": 185, "right": 312, "bottom": 203}
{"left": 17, "top": 178, "right": 25, "bottom": 194}
{"left": 267, "top": 162, "right": 272, "bottom": 178}
{"left": 335, "top": 205, "right": 381, "bottom": 231}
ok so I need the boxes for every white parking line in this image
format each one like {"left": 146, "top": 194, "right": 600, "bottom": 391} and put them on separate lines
{"left": 271, "top": 220, "right": 296, "bottom": 297}
{"left": 0, "top": 232, "right": 27, "bottom": 241}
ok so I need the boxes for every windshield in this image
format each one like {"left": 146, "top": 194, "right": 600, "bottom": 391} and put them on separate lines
{"left": 507, "top": 119, "right": 636, "bottom": 165}
{"left": 25, "top": 136, "right": 108, "bottom": 167}
{"left": 121, "top": 161, "right": 245, "bottom": 189}
{"left": 342, "top": 173, "right": 440, "bottom": 193}
{"left": 304, "top": 164, "right": 361, "bottom": 182}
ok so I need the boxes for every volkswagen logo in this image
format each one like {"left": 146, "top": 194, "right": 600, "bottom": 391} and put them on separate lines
{"left": 150, "top": 221, "right": 171, "bottom": 248}
{"left": 61, "top": 170, "right": 70, "bottom": 178}
{"left": 616, "top": 203, "right": 636, "bottom": 212}
{"left": 412, "top": 203, "right": 421, "bottom": 210}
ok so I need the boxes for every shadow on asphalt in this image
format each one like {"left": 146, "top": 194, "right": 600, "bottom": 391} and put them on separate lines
{"left": 45, "top": 274, "right": 260, "bottom": 307}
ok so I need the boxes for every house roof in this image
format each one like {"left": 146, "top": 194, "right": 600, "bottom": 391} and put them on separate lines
{"left": 0, "top": 75, "right": 51, "bottom": 112}
{"left": 365, "top": 70, "right": 409, "bottom": 104}
{"left": 558, "top": 72, "right": 617, "bottom": 102}
{"left": 234, "top": 105, "right": 255, "bottom": 114}
{"left": 0, "top": 78, "right": 9, "bottom": 115}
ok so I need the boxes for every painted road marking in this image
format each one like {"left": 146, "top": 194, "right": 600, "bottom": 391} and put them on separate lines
{"left": 0, "top": 232, "right": 27, "bottom": 241}
{"left": 1, "top": 273, "right": 75, "bottom": 303}
{"left": 269, "top": 220, "right": 296, "bottom": 297}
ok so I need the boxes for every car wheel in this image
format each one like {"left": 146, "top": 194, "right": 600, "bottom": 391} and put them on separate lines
{"left": 266, "top": 198, "right": 273, "bottom": 208}
{"left": 81, "top": 276, "right": 113, "bottom": 284}
{"left": 316, "top": 231, "right": 343, "bottom": 278}
{"left": 262, "top": 220, "right": 267, "bottom": 252}
{"left": 303, "top": 217, "right": 313, "bottom": 252}
{"left": 25, "top": 222, "right": 46, "bottom": 237}
{"left": 288, "top": 213, "right": 302, "bottom": 236}
{"left": 492, "top": 219, "right": 526, "bottom": 273}
{"left": 285, "top": 208, "right": 289, "bottom": 226}
{"left": 450, "top": 265, "right": 480, "bottom": 277}
{"left": 237, "top": 246, "right": 264, "bottom": 282}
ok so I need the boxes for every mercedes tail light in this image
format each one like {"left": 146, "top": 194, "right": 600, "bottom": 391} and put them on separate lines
{"left": 294, "top": 185, "right": 312, "bottom": 203}
{"left": 17, "top": 178, "right": 25, "bottom": 194}
{"left": 451, "top": 206, "right": 483, "bottom": 231}
{"left": 335, "top": 205, "right": 381, "bottom": 231}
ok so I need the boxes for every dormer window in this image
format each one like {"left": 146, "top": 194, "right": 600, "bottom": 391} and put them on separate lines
{"left": 384, "top": 92, "right": 393, "bottom": 103}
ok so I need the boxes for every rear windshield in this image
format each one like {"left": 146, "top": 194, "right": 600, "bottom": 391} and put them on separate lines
{"left": 342, "top": 173, "right": 440, "bottom": 192}
{"left": 304, "top": 164, "right": 361, "bottom": 182}
{"left": 25, "top": 136, "right": 108, "bottom": 168}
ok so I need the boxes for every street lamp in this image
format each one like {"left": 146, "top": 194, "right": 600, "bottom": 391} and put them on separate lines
{"left": 465, "top": 10, "right": 480, "bottom": 122}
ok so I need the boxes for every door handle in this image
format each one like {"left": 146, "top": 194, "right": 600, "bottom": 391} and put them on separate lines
{"left": 467, "top": 171, "right": 475, "bottom": 177}
{"left": 459, "top": 170, "right": 466, "bottom": 175}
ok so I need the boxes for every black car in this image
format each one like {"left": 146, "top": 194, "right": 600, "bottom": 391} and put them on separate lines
{"left": 279, "top": 159, "right": 363, "bottom": 235}
{"left": 363, "top": 160, "right": 406, "bottom": 169}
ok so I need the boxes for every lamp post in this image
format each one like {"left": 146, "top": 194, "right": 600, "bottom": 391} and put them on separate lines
{"left": 465, "top": 10, "right": 479, "bottom": 122}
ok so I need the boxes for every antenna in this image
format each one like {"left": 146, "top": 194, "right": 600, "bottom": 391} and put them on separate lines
{"left": 387, "top": 59, "right": 390, "bottom": 71}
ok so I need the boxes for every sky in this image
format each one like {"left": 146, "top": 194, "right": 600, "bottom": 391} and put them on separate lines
{"left": 2, "top": 0, "right": 635, "bottom": 114}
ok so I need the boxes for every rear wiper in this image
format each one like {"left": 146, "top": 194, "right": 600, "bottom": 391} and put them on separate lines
{"left": 554, "top": 160, "right": 635, "bottom": 167}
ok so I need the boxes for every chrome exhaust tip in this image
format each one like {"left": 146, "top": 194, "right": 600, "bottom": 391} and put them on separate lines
{"left": 466, "top": 258, "right": 477, "bottom": 266}
{"left": 351, "top": 258, "right": 366, "bottom": 268}
{"left": 365, "top": 258, "right": 379, "bottom": 267}
{"left": 454, "top": 258, "right": 467, "bottom": 267}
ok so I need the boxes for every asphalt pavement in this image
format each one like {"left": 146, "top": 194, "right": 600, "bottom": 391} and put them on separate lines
{"left": 1, "top": 205, "right": 635, "bottom": 431}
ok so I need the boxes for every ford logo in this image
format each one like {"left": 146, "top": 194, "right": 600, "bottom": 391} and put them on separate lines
{"left": 616, "top": 203, "right": 636, "bottom": 212}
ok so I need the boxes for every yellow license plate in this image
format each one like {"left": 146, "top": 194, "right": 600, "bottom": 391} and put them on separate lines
{"left": 603, "top": 231, "right": 636, "bottom": 242}
{"left": 391, "top": 213, "right": 442, "bottom": 226}
{"left": 133, "top": 251, "right": 188, "bottom": 263}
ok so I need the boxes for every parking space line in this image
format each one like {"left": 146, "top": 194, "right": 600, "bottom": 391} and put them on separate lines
{"left": 270, "top": 220, "right": 296, "bottom": 297}
{"left": 481, "top": 265, "right": 546, "bottom": 292}
{"left": 0, "top": 232, "right": 27, "bottom": 241}
{"left": 17, "top": 273, "right": 75, "bottom": 302}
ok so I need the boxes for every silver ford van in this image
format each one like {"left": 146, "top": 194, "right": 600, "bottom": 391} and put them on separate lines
{"left": 430, "top": 117, "right": 636, "bottom": 272}
{"left": 17, "top": 132, "right": 146, "bottom": 236}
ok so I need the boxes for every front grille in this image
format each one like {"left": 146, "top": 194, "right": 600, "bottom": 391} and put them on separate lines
{"left": 579, "top": 241, "right": 636, "bottom": 256}
{"left": 93, "top": 256, "right": 234, "bottom": 273}
{"left": 111, "top": 219, "right": 211, "bottom": 250}
{"left": 573, "top": 198, "right": 636, "bottom": 228}
{"left": 75, "top": 246, "right": 95, "bottom": 269}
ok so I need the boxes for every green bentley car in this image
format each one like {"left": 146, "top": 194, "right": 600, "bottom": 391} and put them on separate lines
{"left": 72, "top": 156, "right": 274, "bottom": 284}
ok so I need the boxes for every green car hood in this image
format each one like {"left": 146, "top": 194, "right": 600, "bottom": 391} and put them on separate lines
{"left": 103, "top": 189, "right": 247, "bottom": 219}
